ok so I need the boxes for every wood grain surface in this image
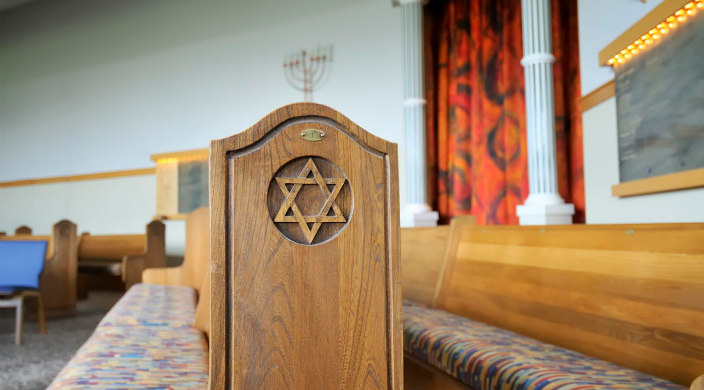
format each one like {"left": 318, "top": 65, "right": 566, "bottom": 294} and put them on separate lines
{"left": 400, "top": 225, "right": 450, "bottom": 306}
{"left": 142, "top": 207, "right": 209, "bottom": 294}
{"left": 434, "top": 223, "right": 704, "bottom": 386}
{"left": 400, "top": 216, "right": 476, "bottom": 307}
{"left": 208, "top": 103, "right": 402, "bottom": 390}
{"left": 14, "top": 225, "right": 32, "bottom": 235}
{"left": 122, "top": 220, "right": 166, "bottom": 289}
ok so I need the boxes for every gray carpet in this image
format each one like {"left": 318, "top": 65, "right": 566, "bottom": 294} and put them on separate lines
{"left": 0, "top": 292, "right": 122, "bottom": 390}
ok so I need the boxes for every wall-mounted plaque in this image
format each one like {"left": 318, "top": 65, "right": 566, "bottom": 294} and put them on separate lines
{"left": 608, "top": 2, "right": 704, "bottom": 196}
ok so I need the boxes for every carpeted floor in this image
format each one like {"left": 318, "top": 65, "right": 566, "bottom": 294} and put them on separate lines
{"left": 0, "top": 291, "right": 122, "bottom": 390}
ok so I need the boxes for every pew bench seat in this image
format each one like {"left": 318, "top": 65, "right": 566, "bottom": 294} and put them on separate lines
{"left": 403, "top": 301, "right": 685, "bottom": 390}
{"left": 47, "top": 284, "right": 208, "bottom": 390}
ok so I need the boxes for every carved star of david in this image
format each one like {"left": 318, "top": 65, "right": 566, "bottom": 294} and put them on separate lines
{"left": 274, "top": 158, "right": 347, "bottom": 244}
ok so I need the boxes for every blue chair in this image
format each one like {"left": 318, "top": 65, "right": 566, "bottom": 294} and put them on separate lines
{"left": 0, "top": 240, "right": 48, "bottom": 345}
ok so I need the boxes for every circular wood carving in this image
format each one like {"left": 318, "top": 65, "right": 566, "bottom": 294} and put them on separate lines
{"left": 268, "top": 156, "right": 353, "bottom": 245}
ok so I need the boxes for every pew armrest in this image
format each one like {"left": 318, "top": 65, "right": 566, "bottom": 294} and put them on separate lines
{"left": 142, "top": 266, "right": 183, "bottom": 286}
{"left": 692, "top": 375, "right": 704, "bottom": 390}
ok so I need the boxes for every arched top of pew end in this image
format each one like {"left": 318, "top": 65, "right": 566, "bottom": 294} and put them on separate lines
{"left": 208, "top": 104, "right": 402, "bottom": 390}
{"left": 210, "top": 102, "right": 397, "bottom": 159}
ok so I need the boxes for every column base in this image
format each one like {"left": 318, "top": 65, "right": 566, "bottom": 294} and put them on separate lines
{"left": 401, "top": 203, "right": 439, "bottom": 227}
{"left": 516, "top": 202, "right": 575, "bottom": 226}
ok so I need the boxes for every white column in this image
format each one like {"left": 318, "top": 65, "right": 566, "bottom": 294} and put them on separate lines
{"left": 399, "top": 0, "right": 439, "bottom": 227}
{"left": 516, "top": 0, "right": 574, "bottom": 225}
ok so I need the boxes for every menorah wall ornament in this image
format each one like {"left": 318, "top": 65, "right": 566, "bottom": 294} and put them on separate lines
{"left": 283, "top": 46, "right": 333, "bottom": 102}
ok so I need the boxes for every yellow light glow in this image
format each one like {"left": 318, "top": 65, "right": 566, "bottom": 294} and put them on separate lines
{"left": 607, "top": 1, "right": 702, "bottom": 67}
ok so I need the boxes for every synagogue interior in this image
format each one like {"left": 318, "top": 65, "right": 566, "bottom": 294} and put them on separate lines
{"left": 1, "top": 0, "right": 703, "bottom": 389}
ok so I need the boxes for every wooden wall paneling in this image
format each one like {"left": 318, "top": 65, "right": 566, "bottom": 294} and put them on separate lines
{"left": 209, "top": 103, "right": 402, "bottom": 390}
{"left": 436, "top": 223, "right": 704, "bottom": 386}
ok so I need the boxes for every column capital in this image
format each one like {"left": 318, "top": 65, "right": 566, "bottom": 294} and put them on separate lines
{"left": 393, "top": 0, "right": 429, "bottom": 7}
{"left": 520, "top": 53, "right": 555, "bottom": 66}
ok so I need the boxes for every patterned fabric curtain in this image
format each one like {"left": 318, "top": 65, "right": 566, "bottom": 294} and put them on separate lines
{"left": 425, "top": 0, "right": 584, "bottom": 225}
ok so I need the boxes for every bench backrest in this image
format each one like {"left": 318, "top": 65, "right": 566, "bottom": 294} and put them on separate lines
{"left": 0, "top": 240, "right": 48, "bottom": 289}
{"left": 208, "top": 103, "right": 402, "bottom": 390}
{"left": 400, "top": 216, "right": 476, "bottom": 306}
{"left": 435, "top": 222, "right": 704, "bottom": 386}
{"left": 78, "top": 233, "right": 147, "bottom": 260}
{"left": 15, "top": 225, "right": 32, "bottom": 235}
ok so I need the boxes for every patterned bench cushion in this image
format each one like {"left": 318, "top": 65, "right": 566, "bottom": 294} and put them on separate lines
{"left": 47, "top": 284, "right": 208, "bottom": 390}
{"left": 403, "top": 301, "right": 685, "bottom": 390}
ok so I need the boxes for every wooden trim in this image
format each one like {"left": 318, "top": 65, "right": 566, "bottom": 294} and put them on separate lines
{"left": 150, "top": 148, "right": 209, "bottom": 162}
{"left": 599, "top": 0, "right": 688, "bottom": 65}
{"left": 155, "top": 214, "right": 188, "bottom": 220}
{"left": 612, "top": 167, "right": 704, "bottom": 197}
{"left": 0, "top": 168, "right": 156, "bottom": 188}
{"left": 577, "top": 80, "right": 615, "bottom": 112}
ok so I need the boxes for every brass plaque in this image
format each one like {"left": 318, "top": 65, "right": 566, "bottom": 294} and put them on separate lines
{"left": 300, "top": 129, "right": 325, "bottom": 141}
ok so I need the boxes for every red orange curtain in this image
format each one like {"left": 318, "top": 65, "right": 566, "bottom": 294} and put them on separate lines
{"left": 425, "top": 0, "right": 584, "bottom": 225}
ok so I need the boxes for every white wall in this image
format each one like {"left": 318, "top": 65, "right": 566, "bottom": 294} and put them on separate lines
{"left": 578, "top": 0, "right": 704, "bottom": 224}
{"left": 578, "top": 0, "right": 664, "bottom": 94}
{"left": 582, "top": 98, "right": 704, "bottom": 224}
{"left": 0, "top": 0, "right": 405, "bottom": 252}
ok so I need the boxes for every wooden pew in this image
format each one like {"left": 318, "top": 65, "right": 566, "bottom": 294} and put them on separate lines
{"left": 142, "top": 207, "right": 209, "bottom": 295}
{"left": 208, "top": 103, "right": 402, "bottom": 389}
{"left": 0, "top": 220, "right": 79, "bottom": 317}
{"left": 409, "top": 222, "right": 704, "bottom": 388}
{"left": 15, "top": 225, "right": 32, "bottom": 235}
{"left": 77, "top": 220, "right": 166, "bottom": 290}
{"left": 400, "top": 216, "right": 475, "bottom": 306}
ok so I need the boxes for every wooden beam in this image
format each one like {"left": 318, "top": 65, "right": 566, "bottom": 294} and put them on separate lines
{"left": 577, "top": 80, "right": 615, "bottom": 112}
{"left": 0, "top": 168, "right": 156, "bottom": 188}
{"left": 150, "top": 148, "right": 208, "bottom": 162}
{"left": 611, "top": 167, "right": 704, "bottom": 197}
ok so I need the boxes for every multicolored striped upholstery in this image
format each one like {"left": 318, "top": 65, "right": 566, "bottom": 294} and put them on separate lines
{"left": 403, "top": 301, "right": 686, "bottom": 390}
{"left": 47, "top": 284, "right": 208, "bottom": 390}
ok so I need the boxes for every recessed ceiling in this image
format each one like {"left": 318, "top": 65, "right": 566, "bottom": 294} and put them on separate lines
{"left": 0, "top": 0, "right": 33, "bottom": 12}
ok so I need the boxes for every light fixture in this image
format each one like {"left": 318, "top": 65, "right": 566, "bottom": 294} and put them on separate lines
{"left": 606, "top": 0, "right": 701, "bottom": 66}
